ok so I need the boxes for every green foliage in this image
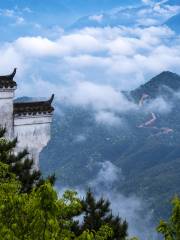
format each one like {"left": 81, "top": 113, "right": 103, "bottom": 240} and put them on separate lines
{"left": 0, "top": 130, "right": 116, "bottom": 239}
{"left": 77, "top": 225, "right": 113, "bottom": 240}
{"left": 73, "top": 189, "right": 128, "bottom": 240}
{"left": 157, "top": 196, "right": 180, "bottom": 240}
{"left": 0, "top": 163, "right": 113, "bottom": 239}
{"left": 0, "top": 128, "right": 55, "bottom": 193}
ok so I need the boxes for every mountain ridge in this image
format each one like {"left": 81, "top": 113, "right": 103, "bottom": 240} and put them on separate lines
{"left": 131, "top": 71, "right": 180, "bottom": 100}
{"left": 40, "top": 70, "right": 180, "bottom": 222}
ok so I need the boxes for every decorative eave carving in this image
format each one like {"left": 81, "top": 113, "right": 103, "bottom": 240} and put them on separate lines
{"left": 13, "top": 94, "right": 54, "bottom": 116}
{"left": 0, "top": 68, "right": 17, "bottom": 88}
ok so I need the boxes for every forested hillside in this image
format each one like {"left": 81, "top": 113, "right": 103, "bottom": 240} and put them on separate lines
{"left": 40, "top": 71, "right": 180, "bottom": 221}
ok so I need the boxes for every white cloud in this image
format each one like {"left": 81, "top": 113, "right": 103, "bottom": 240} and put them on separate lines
{"left": 95, "top": 111, "right": 122, "bottom": 126}
{"left": 23, "top": 7, "right": 32, "bottom": 13}
{"left": 138, "top": 1, "right": 180, "bottom": 26}
{"left": 0, "top": 45, "right": 25, "bottom": 74}
{"left": 13, "top": 33, "right": 102, "bottom": 58}
{"left": 15, "top": 16, "right": 25, "bottom": 25}
{"left": 64, "top": 161, "right": 156, "bottom": 239}
{"left": 0, "top": 8, "right": 26, "bottom": 25}
{"left": 90, "top": 161, "right": 122, "bottom": 188}
{"left": 3, "top": 25, "right": 176, "bottom": 69}
{"left": 142, "top": 0, "right": 153, "bottom": 5}
{"left": 61, "top": 81, "right": 137, "bottom": 113}
{"left": 1, "top": 9, "right": 14, "bottom": 17}
{"left": 13, "top": 73, "right": 137, "bottom": 126}
{"left": 146, "top": 97, "right": 172, "bottom": 113}
{"left": 15, "top": 37, "right": 59, "bottom": 57}
{"left": 0, "top": 24, "right": 180, "bottom": 123}
{"left": 74, "top": 134, "right": 86, "bottom": 142}
{"left": 89, "top": 14, "right": 103, "bottom": 23}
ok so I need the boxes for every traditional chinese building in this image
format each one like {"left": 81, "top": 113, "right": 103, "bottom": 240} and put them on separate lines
{"left": 0, "top": 68, "right": 54, "bottom": 168}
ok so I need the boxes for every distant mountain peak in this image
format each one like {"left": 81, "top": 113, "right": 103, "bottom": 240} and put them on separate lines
{"left": 155, "top": 70, "right": 179, "bottom": 78}
{"left": 148, "top": 71, "right": 180, "bottom": 85}
{"left": 131, "top": 71, "right": 180, "bottom": 100}
{"left": 159, "top": 70, "right": 174, "bottom": 75}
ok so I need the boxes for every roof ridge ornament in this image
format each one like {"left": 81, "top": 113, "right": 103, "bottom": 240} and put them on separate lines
{"left": 0, "top": 68, "right": 17, "bottom": 88}
{"left": 9, "top": 68, "right": 17, "bottom": 80}
{"left": 48, "top": 94, "right": 54, "bottom": 104}
{"left": 0, "top": 68, "right": 17, "bottom": 80}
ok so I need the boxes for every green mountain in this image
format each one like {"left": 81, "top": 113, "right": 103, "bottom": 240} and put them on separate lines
{"left": 40, "top": 71, "right": 180, "bottom": 221}
{"left": 131, "top": 71, "right": 180, "bottom": 99}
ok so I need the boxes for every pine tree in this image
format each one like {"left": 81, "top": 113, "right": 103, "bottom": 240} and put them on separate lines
{"left": 73, "top": 189, "right": 128, "bottom": 240}
{"left": 0, "top": 161, "right": 113, "bottom": 240}
{"left": 0, "top": 128, "right": 55, "bottom": 193}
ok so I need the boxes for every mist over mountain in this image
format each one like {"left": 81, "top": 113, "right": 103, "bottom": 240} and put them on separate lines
{"left": 40, "top": 71, "right": 180, "bottom": 226}
{"left": 131, "top": 71, "right": 180, "bottom": 99}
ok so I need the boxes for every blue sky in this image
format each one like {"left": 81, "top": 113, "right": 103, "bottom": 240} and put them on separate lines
{"left": 1, "top": 0, "right": 176, "bottom": 40}
{"left": 0, "top": 0, "right": 142, "bottom": 41}
{"left": 0, "top": 0, "right": 180, "bottom": 118}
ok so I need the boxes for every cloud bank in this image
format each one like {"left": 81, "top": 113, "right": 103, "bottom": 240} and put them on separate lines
{"left": 0, "top": 21, "right": 179, "bottom": 125}
{"left": 1, "top": 25, "right": 179, "bottom": 93}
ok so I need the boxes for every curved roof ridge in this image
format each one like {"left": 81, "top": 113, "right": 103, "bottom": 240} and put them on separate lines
{"left": 0, "top": 68, "right": 17, "bottom": 88}
{"left": 14, "top": 94, "right": 54, "bottom": 116}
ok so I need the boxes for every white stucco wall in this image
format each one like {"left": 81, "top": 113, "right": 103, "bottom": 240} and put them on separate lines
{"left": 14, "top": 114, "right": 53, "bottom": 168}
{"left": 0, "top": 86, "right": 54, "bottom": 169}
{"left": 0, "top": 88, "right": 15, "bottom": 138}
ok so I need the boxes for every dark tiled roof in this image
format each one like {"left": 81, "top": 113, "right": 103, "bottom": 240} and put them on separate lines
{"left": 0, "top": 68, "right": 17, "bottom": 88}
{"left": 14, "top": 94, "right": 54, "bottom": 116}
